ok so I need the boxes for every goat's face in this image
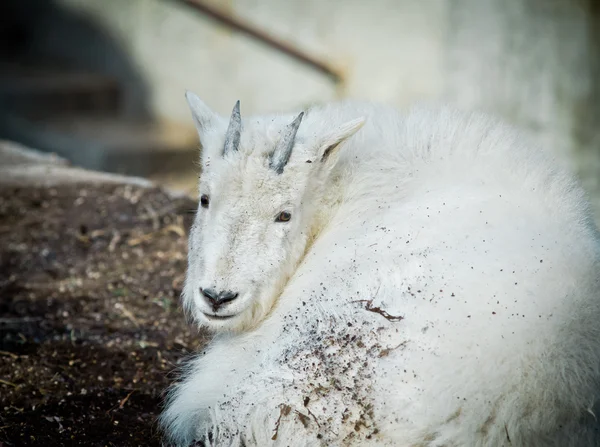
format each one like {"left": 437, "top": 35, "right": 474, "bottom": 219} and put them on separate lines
{"left": 182, "top": 92, "right": 365, "bottom": 332}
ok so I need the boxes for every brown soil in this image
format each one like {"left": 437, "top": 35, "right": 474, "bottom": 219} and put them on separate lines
{"left": 0, "top": 182, "right": 206, "bottom": 447}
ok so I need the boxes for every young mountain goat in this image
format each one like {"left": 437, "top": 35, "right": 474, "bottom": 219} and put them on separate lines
{"left": 161, "top": 92, "right": 600, "bottom": 446}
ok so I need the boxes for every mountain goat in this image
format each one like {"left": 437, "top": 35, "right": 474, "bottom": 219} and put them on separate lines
{"left": 161, "top": 92, "right": 600, "bottom": 447}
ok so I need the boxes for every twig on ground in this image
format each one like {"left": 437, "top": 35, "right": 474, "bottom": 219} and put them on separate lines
{"left": 114, "top": 303, "right": 140, "bottom": 327}
{"left": 119, "top": 390, "right": 135, "bottom": 409}
{"left": 0, "top": 351, "right": 19, "bottom": 359}
{"left": 127, "top": 224, "right": 185, "bottom": 246}
{"left": 0, "top": 317, "right": 43, "bottom": 324}
{"left": 0, "top": 379, "right": 17, "bottom": 387}
{"left": 108, "top": 230, "right": 121, "bottom": 252}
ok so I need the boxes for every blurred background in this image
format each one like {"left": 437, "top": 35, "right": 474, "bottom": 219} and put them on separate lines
{"left": 1, "top": 0, "right": 599, "bottom": 217}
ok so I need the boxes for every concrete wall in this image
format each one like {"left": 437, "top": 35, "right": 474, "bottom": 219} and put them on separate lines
{"left": 55, "top": 0, "right": 447, "bottom": 118}
{"left": 52, "top": 0, "right": 600, "bottom": 218}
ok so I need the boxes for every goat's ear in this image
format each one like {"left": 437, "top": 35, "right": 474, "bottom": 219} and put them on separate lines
{"left": 185, "top": 90, "right": 219, "bottom": 140}
{"left": 317, "top": 117, "right": 366, "bottom": 167}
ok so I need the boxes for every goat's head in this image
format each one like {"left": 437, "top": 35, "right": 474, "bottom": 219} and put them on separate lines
{"left": 183, "top": 91, "right": 365, "bottom": 332}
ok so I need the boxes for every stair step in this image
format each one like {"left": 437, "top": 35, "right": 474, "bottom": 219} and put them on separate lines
{"left": 0, "top": 63, "right": 121, "bottom": 116}
{"left": 0, "top": 113, "right": 199, "bottom": 178}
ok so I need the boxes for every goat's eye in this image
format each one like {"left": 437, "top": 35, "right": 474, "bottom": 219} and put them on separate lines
{"left": 275, "top": 211, "right": 291, "bottom": 222}
{"left": 200, "top": 194, "right": 210, "bottom": 208}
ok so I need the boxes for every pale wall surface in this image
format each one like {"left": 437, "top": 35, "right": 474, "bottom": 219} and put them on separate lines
{"left": 56, "top": 0, "right": 446, "bottom": 117}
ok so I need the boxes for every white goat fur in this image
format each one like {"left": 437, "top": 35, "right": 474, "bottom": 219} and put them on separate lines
{"left": 161, "top": 95, "right": 600, "bottom": 446}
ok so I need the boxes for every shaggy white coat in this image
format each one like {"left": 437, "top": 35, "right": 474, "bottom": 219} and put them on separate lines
{"left": 161, "top": 98, "right": 600, "bottom": 446}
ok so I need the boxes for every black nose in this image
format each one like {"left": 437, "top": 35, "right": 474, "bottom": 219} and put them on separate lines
{"left": 200, "top": 288, "right": 239, "bottom": 309}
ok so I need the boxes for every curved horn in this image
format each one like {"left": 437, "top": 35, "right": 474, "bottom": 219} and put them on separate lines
{"left": 223, "top": 100, "right": 242, "bottom": 155}
{"left": 269, "top": 112, "right": 304, "bottom": 174}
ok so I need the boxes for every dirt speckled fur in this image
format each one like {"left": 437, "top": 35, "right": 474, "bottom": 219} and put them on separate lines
{"left": 161, "top": 94, "right": 600, "bottom": 446}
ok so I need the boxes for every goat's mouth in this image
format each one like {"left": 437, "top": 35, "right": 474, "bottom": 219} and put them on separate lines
{"left": 202, "top": 312, "right": 236, "bottom": 320}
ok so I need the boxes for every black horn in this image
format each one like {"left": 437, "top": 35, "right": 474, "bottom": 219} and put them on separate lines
{"left": 223, "top": 100, "right": 242, "bottom": 155}
{"left": 269, "top": 112, "right": 304, "bottom": 174}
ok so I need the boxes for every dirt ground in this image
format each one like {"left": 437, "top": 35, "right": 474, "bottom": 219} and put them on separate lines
{"left": 0, "top": 182, "right": 206, "bottom": 446}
